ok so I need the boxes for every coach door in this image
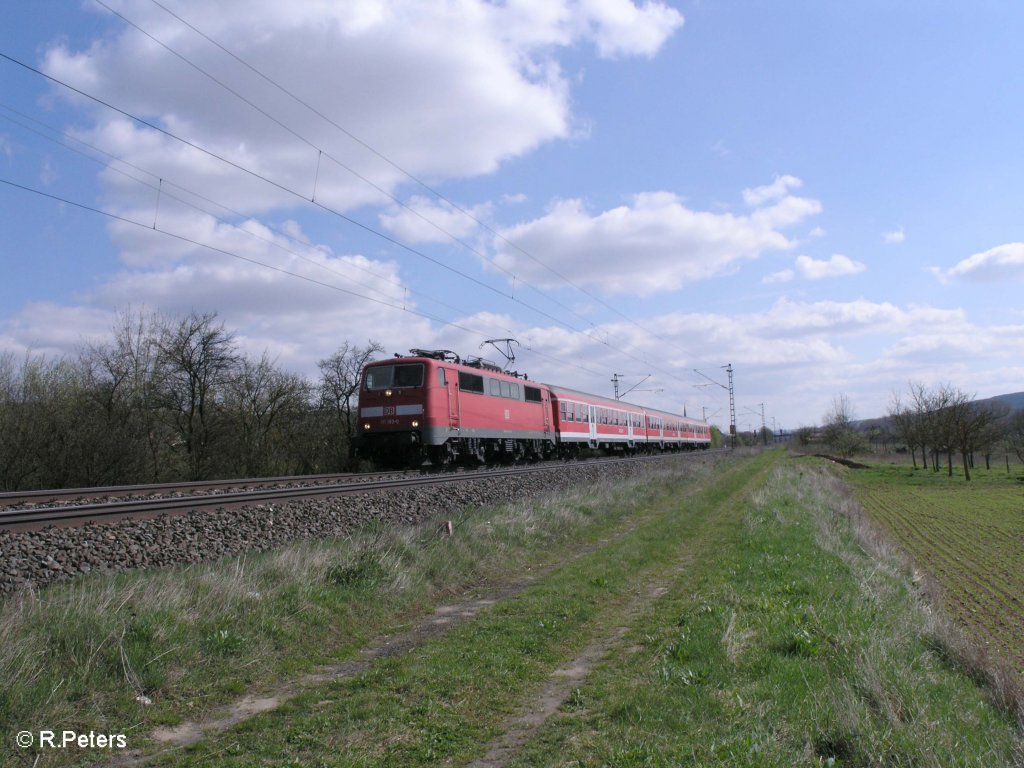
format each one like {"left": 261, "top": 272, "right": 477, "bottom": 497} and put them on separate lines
{"left": 589, "top": 405, "right": 598, "bottom": 445}
{"left": 541, "top": 390, "right": 551, "bottom": 436}
{"left": 442, "top": 368, "right": 460, "bottom": 432}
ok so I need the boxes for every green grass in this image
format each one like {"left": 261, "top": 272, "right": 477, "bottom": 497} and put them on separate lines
{"left": 3, "top": 452, "right": 1022, "bottom": 767}
{"left": 0, "top": 454, "right": 722, "bottom": 766}
{"left": 504, "top": 460, "right": 1022, "bottom": 767}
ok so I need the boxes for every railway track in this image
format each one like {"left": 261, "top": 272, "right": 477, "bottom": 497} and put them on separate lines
{"left": 0, "top": 453, "right": 721, "bottom": 532}
{"left": 0, "top": 470, "right": 380, "bottom": 508}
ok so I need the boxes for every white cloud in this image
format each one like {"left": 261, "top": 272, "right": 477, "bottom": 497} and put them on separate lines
{"left": 378, "top": 196, "right": 490, "bottom": 244}
{"left": 42, "top": 0, "right": 683, "bottom": 221}
{"left": 793, "top": 254, "right": 866, "bottom": 280}
{"left": 883, "top": 227, "right": 905, "bottom": 243}
{"left": 944, "top": 242, "right": 1024, "bottom": 282}
{"left": 742, "top": 175, "right": 803, "bottom": 207}
{"left": 764, "top": 254, "right": 864, "bottom": 284}
{"left": 491, "top": 186, "right": 822, "bottom": 296}
{"left": 763, "top": 269, "right": 794, "bottom": 284}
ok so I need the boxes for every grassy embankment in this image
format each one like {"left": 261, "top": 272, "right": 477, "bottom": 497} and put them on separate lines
{"left": 2, "top": 451, "right": 1022, "bottom": 766}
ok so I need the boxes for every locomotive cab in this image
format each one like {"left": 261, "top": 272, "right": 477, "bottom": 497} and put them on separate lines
{"left": 355, "top": 357, "right": 433, "bottom": 466}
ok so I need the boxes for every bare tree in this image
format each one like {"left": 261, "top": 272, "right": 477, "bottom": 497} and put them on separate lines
{"left": 822, "top": 394, "right": 866, "bottom": 458}
{"left": 1008, "top": 410, "right": 1024, "bottom": 466}
{"left": 155, "top": 311, "right": 239, "bottom": 480}
{"left": 889, "top": 390, "right": 923, "bottom": 468}
{"left": 226, "top": 352, "right": 311, "bottom": 476}
{"left": 317, "top": 340, "right": 384, "bottom": 469}
{"left": 82, "top": 309, "right": 169, "bottom": 482}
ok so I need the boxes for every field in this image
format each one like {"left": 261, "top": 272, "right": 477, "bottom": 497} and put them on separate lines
{"left": 847, "top": 461, "right": 1024, "bottom": 678}
{"left": 2, "top": 451, "right": 1022, "bottom": 766}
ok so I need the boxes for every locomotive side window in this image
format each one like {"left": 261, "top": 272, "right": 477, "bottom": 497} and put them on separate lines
{"left": 458, "top": 371, "right": 485, "bottom": 394}
{"left": 525, "top": 386, "right": 542, "bottom": 403}
{"left": 438, "top": 369, "right": 446, "bottom": 386}
{"left": 489, "top": 379, "right": 501, "bottom": 396}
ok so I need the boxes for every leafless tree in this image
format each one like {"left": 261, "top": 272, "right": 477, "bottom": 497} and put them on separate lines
{"left": 822, "top": 394, "right": 866, "bottom": 458}
{"left": 1008, "top": 410, "right": 1024, "bottom": 466}
{"left": 317, "top": 340, "right": 385, "bottom": 469}
{"left": 888, "top": 390, "right": 923, "bottom": 467}
{"left": 226, "top": 352, "right": 311, "bottom": 476}
{"left": 155, "top": 311, "right": 239, "bottom": 480}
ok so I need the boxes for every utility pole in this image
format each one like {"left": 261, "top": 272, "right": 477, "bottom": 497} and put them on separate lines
{"left": 694, "top": 364, "right": 736, "bottom": 448}
{"left": 742, "top": 403, "right": 768, "bottom": 446}
{"left": 612, "top": 373, "right": 654, "bottom": 401}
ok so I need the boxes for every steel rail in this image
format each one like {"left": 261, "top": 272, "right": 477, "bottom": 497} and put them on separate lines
{"left": 0, "top": 452, "right": 721, "bottom": 532}
{"left": 0, "top": 471, "right": 374, "bottom": 506}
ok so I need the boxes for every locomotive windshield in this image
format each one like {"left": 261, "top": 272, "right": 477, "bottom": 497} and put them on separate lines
{"left": 364, "top": 363, "right": 424, "bottom": 390}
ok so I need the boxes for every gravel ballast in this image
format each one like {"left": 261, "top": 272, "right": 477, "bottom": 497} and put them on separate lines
{"left": 0, "top": 457, "right": 702, "bottom": 594}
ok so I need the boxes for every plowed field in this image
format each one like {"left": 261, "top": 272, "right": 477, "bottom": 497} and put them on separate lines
{"left": 849, "top": 464, "right": 1024, "bottom": 674}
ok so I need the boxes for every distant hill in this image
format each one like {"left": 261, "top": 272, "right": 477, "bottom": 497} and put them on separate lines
{"left": 853, "top": 391, "right": 1024, "bottom": 430}
{"left": 980, "top": 391, "right": 1024, "bottom": 411}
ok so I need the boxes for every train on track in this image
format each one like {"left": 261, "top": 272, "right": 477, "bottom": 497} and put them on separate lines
{"left": 355, "top": 349, "right": 711, "bottom": 467}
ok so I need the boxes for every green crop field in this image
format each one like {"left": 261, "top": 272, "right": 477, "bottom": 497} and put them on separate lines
{"left": 848, "top": 463, "right": 1024, "bottom": 676}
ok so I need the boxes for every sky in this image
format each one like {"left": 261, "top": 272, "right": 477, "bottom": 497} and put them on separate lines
{"left": 2, "top": 0, "right": 1023, "bottom": 435}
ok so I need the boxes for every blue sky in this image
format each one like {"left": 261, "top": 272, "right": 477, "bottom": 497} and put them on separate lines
{"left": 2, "top": 0, "right": 1023, "bottom": 433}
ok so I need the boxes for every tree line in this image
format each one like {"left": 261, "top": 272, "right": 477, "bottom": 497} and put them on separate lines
{"left": 816, "top": 384, "right": 1024, "bottom": 481}
{"left": 887, "top": 383, "right": 1023, "bottom": 481}
{"left": 0, "top": 310, "right": 383, "bottom": 491}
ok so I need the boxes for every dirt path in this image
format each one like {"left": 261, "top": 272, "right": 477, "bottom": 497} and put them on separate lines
{"left": 463, "top": 461, "right": 758, "bottom": 768}
{"left": 108, "top": 458, "right": 753, "bottom": 768}
{"left": 108, "top": 518, "right": 657, "bottom": 767}
{"left": 464, "top": 583, "right": 668, "bottom": 768}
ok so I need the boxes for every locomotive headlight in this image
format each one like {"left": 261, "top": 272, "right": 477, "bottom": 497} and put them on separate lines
{"left": 363, "top": 423, "right": 371, "bottom": 430}
{"left": 385, "top": 389, "right": 393, "bottom": 397}
{"left": 411, "top": 420, "right": 420, "bottom": 428}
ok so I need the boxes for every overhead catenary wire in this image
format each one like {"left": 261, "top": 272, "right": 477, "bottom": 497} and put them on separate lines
{"left": 0, "top": 48, "right": 692, "bottom": 392}
{"left": 94, "top": 0, "right": 594, "bottom": 328}
{"left": 139, "top": 0, "right": 687, "bottom": 356}
{"left": 0, "top": 175, "right": 617, "bottom": 383}
{"left": 0, "top": 49, "right": 589, "bottom": 338}
{"left": 0, "top": 102, "right": 472, "bottom": 321}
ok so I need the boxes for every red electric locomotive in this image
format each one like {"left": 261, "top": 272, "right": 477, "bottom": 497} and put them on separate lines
{"left": 356, "top": 350, "right": 556, "bottom": 466}
{"left": 356, "top": 349, "right": 711, "bottom": 466}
